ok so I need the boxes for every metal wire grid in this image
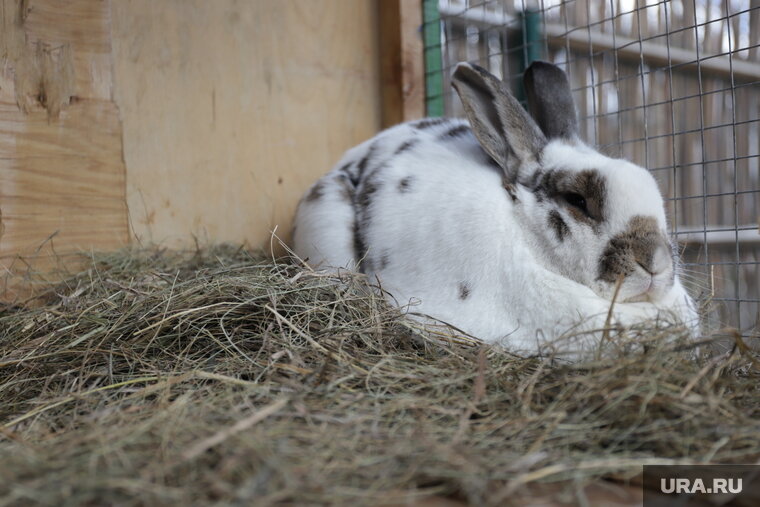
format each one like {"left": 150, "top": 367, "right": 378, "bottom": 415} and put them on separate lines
{"left": 425, "top": 0, "right": 760, "bottom": 335}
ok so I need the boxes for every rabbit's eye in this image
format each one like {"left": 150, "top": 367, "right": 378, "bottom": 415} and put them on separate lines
{"left": 563, "top": 192, "right": 588, "bottom": 214}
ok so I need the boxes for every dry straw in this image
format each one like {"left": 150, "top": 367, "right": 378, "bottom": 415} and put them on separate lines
{"left": 1, "top": 246, "right": 758, "bottom": 506}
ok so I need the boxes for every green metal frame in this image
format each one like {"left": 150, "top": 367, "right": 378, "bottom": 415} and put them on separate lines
{"left": 422, "top": 3, "right": 545, "bottom": 114}
{"left": 516, "top": 9, "right": 544, "bottom": 102}
{"left": 422, "top": 0, "right": 444, "bottom": 117}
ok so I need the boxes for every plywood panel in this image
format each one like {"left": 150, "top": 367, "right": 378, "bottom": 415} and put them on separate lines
{"left": 21, "top": 0, "right": 114, "bottom": 100}
{"left": 0, "top": 0, "right": 129, "bottom": 301}
{"left": 379, "top": 0, "right": 425, "bottom": 128}
{"left": 111, "top": 0, "right": 382, "bottom": 249}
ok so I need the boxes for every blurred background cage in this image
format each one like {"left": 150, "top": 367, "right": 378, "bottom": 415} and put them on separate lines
{"left": 423, "top": 0, "right": 760, "bottom": 336}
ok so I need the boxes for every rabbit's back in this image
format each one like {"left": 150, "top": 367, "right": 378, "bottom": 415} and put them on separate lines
{"left": 293, "top": 118, "right": 513, "bottom": 269}
{"left": 292, "top": 118, "right": 532, "bottom": 335}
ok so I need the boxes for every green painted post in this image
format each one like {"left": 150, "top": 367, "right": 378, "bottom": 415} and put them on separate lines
{"left": 422, "top": 0, "right": 444, "bottom": 117}
{"left": 517, "top": 9, "right": 544, "bottom": 102}
{"left": 524, "top": 9, "right": 543, "bottom": 66}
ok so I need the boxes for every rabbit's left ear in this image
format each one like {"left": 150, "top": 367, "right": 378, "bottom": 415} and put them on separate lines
{"left": 523, "top": 61, "right": 579, "bottom": 141}
{"left": 452, "top": 62, "right": 545, "bottom": 182}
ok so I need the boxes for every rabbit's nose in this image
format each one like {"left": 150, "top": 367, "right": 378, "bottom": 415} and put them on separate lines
{"left": 636, "top": 240, "right": 672, "bottom": 276}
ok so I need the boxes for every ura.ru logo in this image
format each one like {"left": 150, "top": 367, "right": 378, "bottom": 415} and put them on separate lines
{"left": 661, "top": 478, "right": 742, "bottom": 494}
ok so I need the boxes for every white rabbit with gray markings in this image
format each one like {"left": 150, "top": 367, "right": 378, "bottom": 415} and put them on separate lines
{"left": 293, "top": 61, "right": 698, "bottom": 355}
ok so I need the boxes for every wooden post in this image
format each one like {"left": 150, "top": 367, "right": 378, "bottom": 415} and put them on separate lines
{"left": 378, "top": 0, "right": 425, "bottom": 128}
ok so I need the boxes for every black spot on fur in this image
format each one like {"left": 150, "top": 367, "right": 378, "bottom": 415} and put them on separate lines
{"left": 439, "top": 124, "right": 470, "bottom": 139}
{"left": 355, "top": 143, "right": 378, "bottom": 183}
{"left": 353, "top": 168, "right": 384, "bottom": 274}
{"left": 352, "top": 221, "right": 369, "bottom": 274}
{"left": 458, "top": 282, "right": 471, "bottom": 300}
{"left": 339, "top": 161, "right": 360, "bottom": 187}
{"left": 379, "top": 252, "right": 390, "bottom": 270}
{"left": 398, "top": 176, "right": 414, "bottom": 193}
{"left": 413, "top": 117, "right": 449, "bottom": 129}
{"left": 336, "top": 174, "right": 354, "bottom": 202}
{"left": 395, "top": 139, "right": 420, "bottom": 155}
{"left": 356, "top": 177, "right": 381, "bottom": 211}
{"left": 356, "top": 154, "right": 371, "bottom": 179}
{"left": 548, "top": 210, "right": 569, "bottom": 241}
{"left": 305, "top": 181, "right": 324, "bottom": 202}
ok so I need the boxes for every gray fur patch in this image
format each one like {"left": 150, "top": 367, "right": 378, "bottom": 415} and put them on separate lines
{"left": 353, "top": 167, "right": 384, "bottom": 274}
{"left": 524, "top": 61, "right": 579, "bottom": 141}
{"left": 534, "top": 169, "right": 606, "bottom": 226}
{"left": 548, "top": 210, "right": 569, "bottom": 241}
{"left": 413, "top": 117, "right": 449, "bottom": 129}
{"left": 379, "top": 252, "right": 390, "bottom": 270}
{"left": 398, "top": 176, "right": 414, "bottom": 193}
{"left": 339, "top": 161, "right": 360, "bottom": 187}
{"left": 439, "top": 124, "right": 470, "bottom": 139}
{"left": 458, "top": 282, "right": 471, "bottom": 300}
{"left": 336, "top": 173, "right": 354, "bottom": 202}
{"left": 305, "top": 181, "right": 324, "bottom": 202}
{"left": 355, "top": 143, "right": 378, "bottom": 182}
{"left": 356, "top": 175, "right": 381, "bottom": 211}
{"left": 572, "top": 170, "right": 606, "bottom": 223}
{"left": 395, "top": 139, "right": 420, "bottom": 155}
{"left": 352, "top": 221, "right": 369, "bottom": 274}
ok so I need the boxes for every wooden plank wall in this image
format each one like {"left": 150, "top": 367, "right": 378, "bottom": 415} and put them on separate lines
{"left": 111, "top": 0, "right": 382, "bottom": 249}
{"left": 1, "top": 0, "right": 408, "bottom": 300}
{"left": 0, "top": 0, "right": 129, "bottom": 299}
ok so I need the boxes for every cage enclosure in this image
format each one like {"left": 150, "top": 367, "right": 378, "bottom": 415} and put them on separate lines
{"left": 1, "top": 2, "right": 760, "bottom": 506}
{"left": 424, "top": 0, "right": 759, "bottom": 340}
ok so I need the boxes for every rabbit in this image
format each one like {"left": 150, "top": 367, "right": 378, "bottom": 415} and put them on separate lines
{"left": 292, "top": 61, "right": 698, "bottom": 356}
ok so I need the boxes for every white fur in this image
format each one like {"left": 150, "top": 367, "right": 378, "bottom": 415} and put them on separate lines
{"left": 293, "top": 119, "right": 698, "bottom": 357}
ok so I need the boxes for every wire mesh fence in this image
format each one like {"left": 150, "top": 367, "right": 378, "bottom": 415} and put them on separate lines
{"left": 423, "top": 0, "right": 759, "bottom": 336}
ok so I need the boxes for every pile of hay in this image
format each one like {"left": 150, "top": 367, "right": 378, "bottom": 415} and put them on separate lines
{"left": 1, "top": 247, "right": 758, "bottom": 505}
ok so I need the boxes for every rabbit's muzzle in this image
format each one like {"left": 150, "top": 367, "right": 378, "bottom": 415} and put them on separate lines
{"left": 597, "top": 215, "right": 675, "bottom": 301}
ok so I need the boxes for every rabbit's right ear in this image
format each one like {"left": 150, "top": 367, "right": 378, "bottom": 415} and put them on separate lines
{"left": 523, "top": 61, "right": 579, "bottom": 141}
{"left": 452, "top": 63, "right": 546, "bottom": 182}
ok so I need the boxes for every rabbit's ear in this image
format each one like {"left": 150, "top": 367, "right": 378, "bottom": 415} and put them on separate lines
{"left": 523, "top": 61, "right": 579, "bottom": 141}
{"left": 452, "top": 63, "right": 545, "bottom": 181}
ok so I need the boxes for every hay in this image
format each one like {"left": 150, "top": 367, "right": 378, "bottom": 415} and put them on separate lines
{"left": 1, "top": 246, "right": 758, "bottom": 506}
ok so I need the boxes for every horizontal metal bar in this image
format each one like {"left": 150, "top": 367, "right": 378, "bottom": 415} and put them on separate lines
{"left": 682, "top": 261, "right": 760, "bottom": 267}
{"left": 545, "top": 25, "right": 760, "bottom": 82}
{"left": 674, "top": 226, "right": 760, "bottom": 245}
{"left": 438, "top": 3, "right": 521, "bottom": 30}
{"left": 438, "top": 3, "right": 760, "bottom": 82}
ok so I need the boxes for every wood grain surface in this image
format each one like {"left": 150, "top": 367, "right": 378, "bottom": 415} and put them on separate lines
{"left": 111, "top": 0, "right": 382, "bottom": 250}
